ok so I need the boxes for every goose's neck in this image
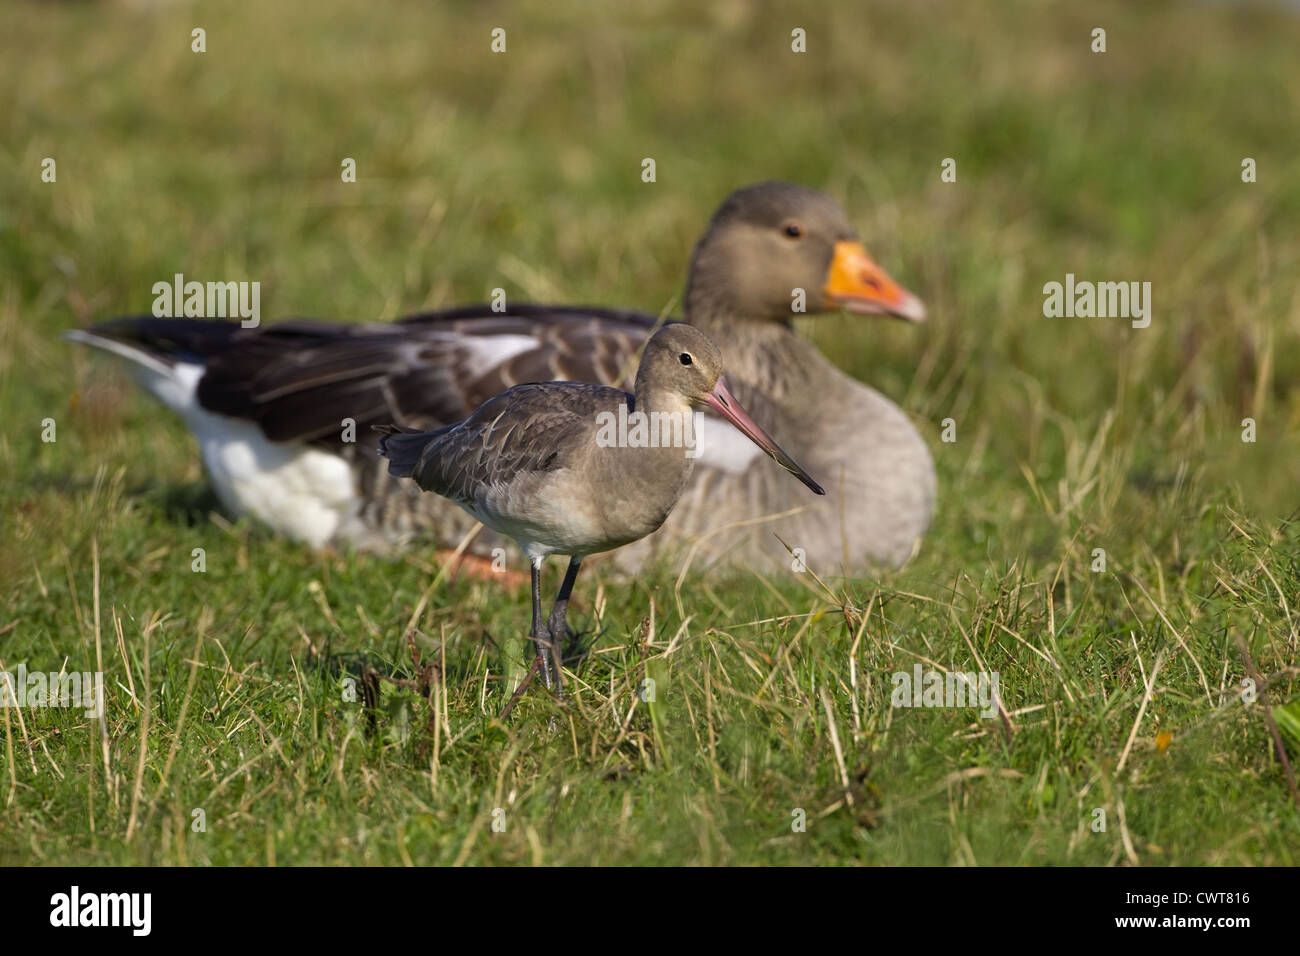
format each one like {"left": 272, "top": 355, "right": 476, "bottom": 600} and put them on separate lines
{"left": 685, "top": 311, "right": 854, "bottom": 413}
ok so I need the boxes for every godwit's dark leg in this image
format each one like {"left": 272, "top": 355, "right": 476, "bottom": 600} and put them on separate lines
{"left": 546, "top": 556, "right": 583, "bottom": 690}
{"left": 529, "top": 557, "right": 556, "bottom": 692}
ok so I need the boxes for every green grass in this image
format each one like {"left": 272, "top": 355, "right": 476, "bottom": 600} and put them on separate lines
{"left": 2, "top": 0, "right": 1299, "bottom": 865}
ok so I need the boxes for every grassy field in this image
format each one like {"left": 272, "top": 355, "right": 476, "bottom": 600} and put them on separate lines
{"left": 2, "top": 0, "right": 1299, "bottom": 865}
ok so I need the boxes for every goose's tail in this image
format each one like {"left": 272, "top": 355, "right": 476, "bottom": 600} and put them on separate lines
{"left": 63, "top": 317, "right": 242, "bottom": 418}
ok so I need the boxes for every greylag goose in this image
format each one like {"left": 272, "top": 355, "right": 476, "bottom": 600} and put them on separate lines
{"left": 65, "top": 181, "right": 933, "bottom": 573}
{"left": 378, "top": 323, "right": 824, "bottom": 691}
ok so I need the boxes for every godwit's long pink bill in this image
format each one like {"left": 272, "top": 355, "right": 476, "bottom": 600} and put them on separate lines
{"left": 705, "top": 378, "right": 823, "bottom": 495}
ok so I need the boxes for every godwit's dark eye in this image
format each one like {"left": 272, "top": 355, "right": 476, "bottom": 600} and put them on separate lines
{"left": 679, "top": 353, "right": 693, "bottom": 366}
{"left": 783, "top": 222, "right": 802, "bottom": 238}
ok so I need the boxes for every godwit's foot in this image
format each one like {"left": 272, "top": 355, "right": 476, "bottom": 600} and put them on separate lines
{"left": 526, "top": 558, "right": 561, "bottom": 695}
{"left": 545, "top": 610, "right": 569, "bottom": 683}
{"left": 542, "top": 556, "right": 582, "bottom": 695}
{"left": 560, "top": 625, "right": 595, "bottom": 663}
{"left": 530, "top": 624, "right": 562, "bottom": 696}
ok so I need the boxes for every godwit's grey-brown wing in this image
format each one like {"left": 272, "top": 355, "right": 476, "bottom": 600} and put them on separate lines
{"left": 399, "top": 382, "right": 626, "bottom": 507}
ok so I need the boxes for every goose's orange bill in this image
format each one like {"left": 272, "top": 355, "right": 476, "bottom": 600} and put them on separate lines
{"left": 823, "top": 241, "right": 926, "bottom": 322}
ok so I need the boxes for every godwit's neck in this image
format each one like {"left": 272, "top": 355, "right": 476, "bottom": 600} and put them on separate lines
{"left": 632, "top": 365, "right": 695, "bottom": 419}
{"left": 616, "top": 380, "right": 698, "bottom": 518}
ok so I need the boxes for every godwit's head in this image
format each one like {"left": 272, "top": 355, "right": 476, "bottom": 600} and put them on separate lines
{"left": 637, "top": 323, "right": 825, "bottom": 496}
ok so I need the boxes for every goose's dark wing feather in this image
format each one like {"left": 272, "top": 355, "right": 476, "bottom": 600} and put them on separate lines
{"left": 72, "top": 315, "right": 246, "bottom": 364}
{"left": 191, "top": 305, "right": 659, "bottom": 445}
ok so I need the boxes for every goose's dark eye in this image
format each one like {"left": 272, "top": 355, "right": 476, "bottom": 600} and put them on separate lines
{"left": 783, "top": 222, "right": 802, "bottom": 238}
{"left": 679, "top": 353, "right": 693, "bottom": 366}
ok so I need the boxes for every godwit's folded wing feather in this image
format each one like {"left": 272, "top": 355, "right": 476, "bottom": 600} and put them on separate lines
{"left": 407, "top": 382, "right": 624, "bottom": 506}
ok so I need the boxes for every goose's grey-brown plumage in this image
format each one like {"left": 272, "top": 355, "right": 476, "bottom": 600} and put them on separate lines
{"left": 66, "top": 181, "right": 934, "bottom": 574}
{"left": 378, "top": 323, "right": 823, "bottom": 690}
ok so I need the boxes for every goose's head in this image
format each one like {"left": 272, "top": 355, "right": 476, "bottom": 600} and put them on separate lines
{"left": 685, "top": 181, "right": 926, "bottom": 324}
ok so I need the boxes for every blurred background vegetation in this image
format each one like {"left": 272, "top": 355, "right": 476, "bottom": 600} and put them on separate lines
{"left": 0, "top": 0, "right": 1297, "bottom": 865}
